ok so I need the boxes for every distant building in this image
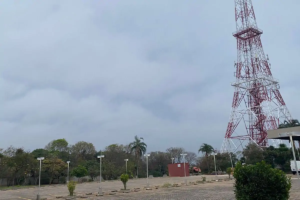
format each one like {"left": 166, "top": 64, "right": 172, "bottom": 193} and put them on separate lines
{"left": 168, "top": 163, "right": 189, "bottom": 177}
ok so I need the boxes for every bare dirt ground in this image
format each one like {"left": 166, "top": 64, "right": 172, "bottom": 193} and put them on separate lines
{"left": 1, "top": 175, "right": 300, "bottom": 200}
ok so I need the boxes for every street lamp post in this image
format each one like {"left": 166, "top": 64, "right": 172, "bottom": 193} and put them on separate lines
{"left": 97, "top": 155, "right": 105, "bottom": 194}
{"left": 289, "top": 135, "right": 299, "bottom": 179}
{"left": 212, "top": 152, "right": 217, "bottom": 180}
{"left": 171, "top": 158, "right": 174, "bottom": 164}
{"left": 279, "top": 133, "right": 299, "bottom": 179}
{"left": 144, "top": 154, "right": 150, "bottom": 188}
{"left": 67, "top": 161, "right": 70, "bottom": 184}
{"left": 37, "top": 157, "right": 44, "bottom": 200}
{"left": 180, "top": 154, "right": 187, "bottom": 185}
{"left": 124, "top": 159, "right": 129, "bottom": 174}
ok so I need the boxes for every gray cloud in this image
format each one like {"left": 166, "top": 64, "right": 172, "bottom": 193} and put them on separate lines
{"left": 0, "top": 0, "right": 299, "bottom": 153}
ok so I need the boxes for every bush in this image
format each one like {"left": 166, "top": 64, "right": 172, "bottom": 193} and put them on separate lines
{"left": 162, "top": 182, "right": 172, "bottom": 188}
{"left": 71, "top": 165, "right": 88, "bottom": 182}
{"left": 120, "top": 174, "right": 129, "bottom": 190}
{"left": 202, "top": 176, "right": 206, "bottom": 181}
{"left": 226, "top": 167, "right": 232, "bottom": 178}
{"left": 151, "top": 171, "right": 163, "bottom": 177}
{"left": 67, "top": 181, "right": 76, "bottom": 196}
{"left": 234, "top": 161, "right": 291, "bottom": 200}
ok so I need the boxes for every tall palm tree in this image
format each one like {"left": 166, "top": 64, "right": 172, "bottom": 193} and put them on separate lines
{"left": 129, "top": 136, "right": 147, "bottom": 178}
{"left": 198, "top": 143, "right": 214, "bottom": 173}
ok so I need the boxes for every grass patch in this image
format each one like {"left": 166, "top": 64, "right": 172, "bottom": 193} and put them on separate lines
{"left": 0, "top": 185, "right": 38, "bottom": 191}
{"left": 162, "top": 183, "right": 172, "bottom": 188}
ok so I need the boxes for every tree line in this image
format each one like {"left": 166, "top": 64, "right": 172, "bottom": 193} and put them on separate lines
{"left": 0, "top": 137, "right": 296, "bottom": 186}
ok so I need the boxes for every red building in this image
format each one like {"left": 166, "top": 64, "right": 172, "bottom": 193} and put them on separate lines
{"left": 168, "top": 163, "right": 189, "bottom": 177}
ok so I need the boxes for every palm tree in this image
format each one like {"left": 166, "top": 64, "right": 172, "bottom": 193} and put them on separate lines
{"left": 198, "top": 143, "right": 214, "bottom": 173}
{"left": 129, "top": 136, "right": 147, "bottom": 178}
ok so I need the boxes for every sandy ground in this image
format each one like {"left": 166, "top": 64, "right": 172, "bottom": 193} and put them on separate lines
{"left": 1, "top": 175, "right": 300, "bottom": 200}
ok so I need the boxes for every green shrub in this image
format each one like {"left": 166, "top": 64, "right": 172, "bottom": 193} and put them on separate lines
{"left": 120, "top": 174, "right": 129, "bottom": 190}
{"left": 71, "top": 165, "right": 88, "bottom": 182}
{"left": 234, "top": 161, "right": 291, "bottom": 200}
{"left": 162, "top": 182, "right": 172, "bottom": 188}
{"left": 151, "top": 170, "right": 163, "bottom": 177}
{"left": 67, "top": 181, "right": 76, "bottom": 196}
{"left": 226, "top": 167, "right": 232, "bottom": 178}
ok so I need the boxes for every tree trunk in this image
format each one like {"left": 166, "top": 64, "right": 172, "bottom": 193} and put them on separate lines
{"left": 136, "top": 155, "right": 139, "bottom": 178}
{"left": 49, "top": 177, "right": 53, "bottom": 185}
{"left": 136, "top": 159, "right": 139, "bottom": 178}
{"left": 206, "top": 155, "right": 210, "bottom": 173}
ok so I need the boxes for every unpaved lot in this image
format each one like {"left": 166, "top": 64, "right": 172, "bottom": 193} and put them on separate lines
{"left": 1, "top": 175, "right": 300, "bottom": 200}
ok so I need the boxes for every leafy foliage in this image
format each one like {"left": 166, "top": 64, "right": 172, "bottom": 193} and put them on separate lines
{"left": 245, "top": 143, "right": 292, "bottom": 172}
{"left": 198, "top": 143, "right": 214, "bottom": 157}
{"left": 70, "top": 141, "right": 96, "bottom": 164}
{"left": 43, "top": 157, "right": 67, "bottom": 184}
{"left": 71, "top": 165, "right": 88, "bottom": 180}
{"left": 31, "top": 149, "right": 49, "bottom": 159}
{"left": 226, "top": 167, "right": 232, "bottom": 178}
{"left": 1, "top": 137, "right": 296, "bottom": 190}
{"left": 67, "top": 181, "right": 76, "bottom": 196}
{"left": 84, "top": 160, "right": 99, "bottom": 180}
{"left": 242, "top": 143, "right": 264, "bottom": 165}
{"left": 129, "top": 136, "right": 147, "bottom": 178}
{"left": 120, "top": 173, "right": 129, "bottom": 190}
{"left": 234, "top": 161, "right": 291, "bottom": 200}
{"left": 101, "top": 144, "right": 136, "bottom": 180}
{"left": 198, "top": 143, "right": 214, "bottom": 172}
{"left": 45, "top": 139, "right": 69, "bottom": 152}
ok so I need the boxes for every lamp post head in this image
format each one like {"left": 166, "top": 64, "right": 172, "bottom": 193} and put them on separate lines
{"left": 67, "top": 161, "right": 70, "bottom": 164}
{"left": 37, "top": 157, "right": 44, "bottom": 161}
{"left": 124, "top": 159, "right": 129, "bottom": 161}
{"left": 97, "top": 155, "right": 105, "bottom": 159}
{"left": 144, "top": 154, "right": 150, "bottom": 157}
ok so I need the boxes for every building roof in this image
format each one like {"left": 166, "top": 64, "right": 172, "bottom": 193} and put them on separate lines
{"left": 267, "top": 126, "right": 300, "bottom": 141}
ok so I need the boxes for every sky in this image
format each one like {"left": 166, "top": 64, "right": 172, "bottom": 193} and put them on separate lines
{"left": 0, "top": 0, "right": 300, "bottom": 153}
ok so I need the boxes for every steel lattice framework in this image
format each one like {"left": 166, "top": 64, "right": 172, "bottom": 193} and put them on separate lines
{"left": 221, "top": 0, "right": 292, "bottom": 152}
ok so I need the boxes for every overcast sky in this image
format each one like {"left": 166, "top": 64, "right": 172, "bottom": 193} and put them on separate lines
{"left": 0, "top": 0, "right": 299, "bottom": 153}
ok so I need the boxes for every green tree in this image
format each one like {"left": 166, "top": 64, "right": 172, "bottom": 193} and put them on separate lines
{"left": 84, "top": 160, "right": 99, "bottom": 180}
{"left": 274, "top": 144, "right": 292, "bottom": 171}
{"left": 45, "top": 139, "right": 69, "bottom": 152}
{"left": 242, "top": 143, "right": 264, "bottom": 165}
{"left": 198, "top": 143, "right": 214, "bottom": 172}
{"left": 264, "top": 144, "right": 292, "bottom": 172}
{"left": 148, "top": 151, "right": 170, "bottom": 177}
{"left": 234, "top": 161, "right": 291, "bottom": 200}
{"left": 70, "top": 141, "right": 96, "bottom": 165}
{"left": 2, "top": 147, "right": 37, "bottom": 186}
{"left": 120, "top": 174, "right": 129, "bottom": 190}
{"left": 226, "top": 167, "right": 232, "bottom": 178}
{"left": 215, "top": 152, "right": 237, "bottom": 171}
{"left": 31, "top": 148, "right": 49, "bottom": 159}
{"left": 67, "top": 181, "right": 76, "bottom": 196}
{"left": 129, "top": 136, "right": 147, "bottom": 178}
{"left": 43, "top": 157, "right": 67, "bottom": 184}
{"left": 101, "top": 144, "right": 136, "bottom": 180}
{"left": 71, "top": 165, "right": 88, "bottom": 182}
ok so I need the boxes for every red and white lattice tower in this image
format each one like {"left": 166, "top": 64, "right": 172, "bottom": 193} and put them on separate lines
{"left": 221, "top": 0, "right": 292, "bottom": 152}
